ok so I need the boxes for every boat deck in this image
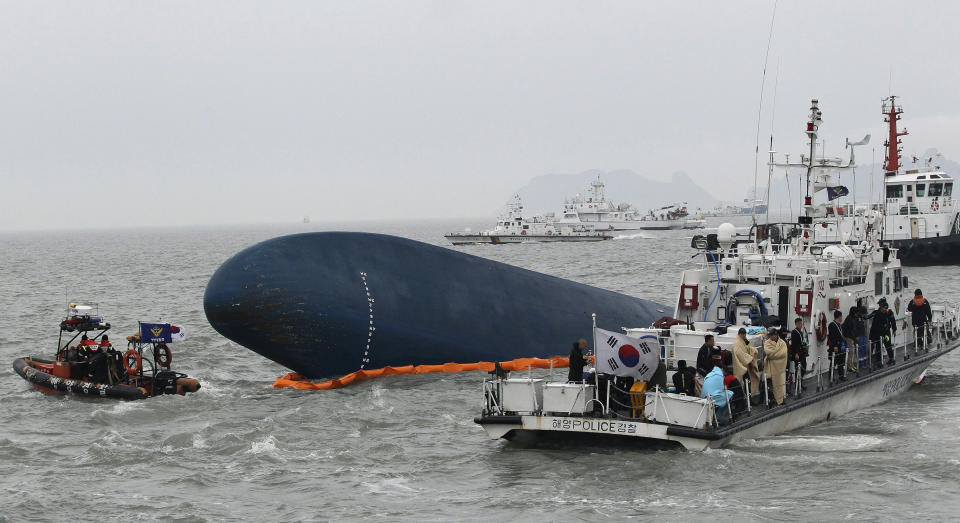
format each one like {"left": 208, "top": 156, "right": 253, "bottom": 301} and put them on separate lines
{"left": 667, "top": 340, "right": 956, "bottom": 441}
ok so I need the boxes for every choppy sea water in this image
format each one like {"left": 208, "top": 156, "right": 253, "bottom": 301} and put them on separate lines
{"left": 2, "top": 218, "right": 959, "bottom": 521}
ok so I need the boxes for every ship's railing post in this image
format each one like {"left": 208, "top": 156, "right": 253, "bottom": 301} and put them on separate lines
{"left": 605, "top": 379, "right": 611, "bottom": 415}
{"left": 795, "top": 364, "right": 801, "bottom": 397}
{"left": 763, "top": 371, "right": 769, "bottom": 408}
{"left": 816, "top": 356, "right": 822, "bottom": 392}
{"left": 745, "top": 377, "right": 752, "bottom": 413}
{"left": 529, "top": 372, "right": 540, "bottom": 414}
{"left": 829, "top": 352, "right": 834, "bottom": 384}
{"left": 725, "top": 384, "right": 734, "bottom": 423}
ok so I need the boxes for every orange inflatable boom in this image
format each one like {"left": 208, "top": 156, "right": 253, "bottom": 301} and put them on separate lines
{"left": 274, "top": 356, "right": 578, "bottom": 390}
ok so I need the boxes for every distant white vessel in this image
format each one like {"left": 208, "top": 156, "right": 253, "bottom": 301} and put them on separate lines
{"left": 445, "top": 196, "right": 612, "bottom": 245}
{"left": 556, "top": 177, "right": 704, "bottom": 231}
{"left": 638, "top": 203, "right": 705, "bottom": 230}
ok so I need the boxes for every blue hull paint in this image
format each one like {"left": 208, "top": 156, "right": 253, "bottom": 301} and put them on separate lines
{"left": 204, "top": 232, "right": 670, "bottom": 379}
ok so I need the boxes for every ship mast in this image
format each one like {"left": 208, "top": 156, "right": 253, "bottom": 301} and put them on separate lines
{"left": 803, "top": 99, "right": 822, "bottom": 211}
{"left": 882, "top": 95, "right": 908, "bottom": 176}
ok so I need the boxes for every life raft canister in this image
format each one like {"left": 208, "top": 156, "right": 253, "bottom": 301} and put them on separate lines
{"left": 124, "top": 349, "right": 142, "bottom": 375}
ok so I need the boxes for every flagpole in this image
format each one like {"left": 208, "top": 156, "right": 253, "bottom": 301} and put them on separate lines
{"left": 592, "top": 313, "right": 599, "bottom": 394}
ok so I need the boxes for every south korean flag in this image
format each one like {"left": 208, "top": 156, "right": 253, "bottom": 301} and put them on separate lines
{"left": 595, "top": 328, "right": 660, "bottom": 381}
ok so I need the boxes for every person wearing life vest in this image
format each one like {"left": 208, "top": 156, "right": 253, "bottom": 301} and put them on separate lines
{"left": 827, "top": 310, "right": 846, "bottom": 380}
{"left": 907, "top": 289, "right": 933, "bottom": 348}
{"left": 77, "top": 334, "right": 99, "bottom": 360}
{"left": 867, "top": 300, "right": 897, "bottom": 366}
{"left": 98, "top": 334, "right": 123, "bottom": 384}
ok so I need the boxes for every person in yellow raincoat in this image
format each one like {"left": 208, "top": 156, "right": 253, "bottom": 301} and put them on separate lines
{"left": 732, "top": 327, "right": 760, "bottom": 396}
{"left": 763, "top": 329, "right": 789, "bottom": 405}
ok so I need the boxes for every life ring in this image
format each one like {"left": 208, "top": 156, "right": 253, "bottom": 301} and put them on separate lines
{"left": 154, "top": 343, "right": 172, "bottom": 367}
{"left": 931, "top": 199, "right": 940, "bottom": 211}
{"left": 124, "top": 349, "right": 142, "bottom": 375}
{"left": 815, "top": 311, "right": 828, "bottom": 342}
{"left": 521, "top": 230, "right": 527, "bottom": 236}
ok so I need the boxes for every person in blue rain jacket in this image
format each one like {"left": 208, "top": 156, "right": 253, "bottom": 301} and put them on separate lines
{"left": 701, "top": 364, "right": 734, "bottom": 422}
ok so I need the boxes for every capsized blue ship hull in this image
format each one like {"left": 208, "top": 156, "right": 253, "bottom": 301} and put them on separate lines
{"left": 204, "top": 232, "right": 670, "bottom": 379}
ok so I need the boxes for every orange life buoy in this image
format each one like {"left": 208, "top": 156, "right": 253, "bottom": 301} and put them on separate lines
{"left": 815, "top": 311, "right": 828, "bottom": 342}
{"left": 154, "top": 343, "right": 172, "bottom": 367}
{"left": 521, "top": 230, "right": 527, "bottom": 235}
{"left": 124, "top": 349, "right": 142, "bottom": 375}
{"left": 931, "top": 199, "right": 940, "bottom": 212}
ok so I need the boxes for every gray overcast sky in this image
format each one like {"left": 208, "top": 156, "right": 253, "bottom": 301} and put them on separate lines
{"left": 2, "top": 1, "right": 958, "bottom": 230}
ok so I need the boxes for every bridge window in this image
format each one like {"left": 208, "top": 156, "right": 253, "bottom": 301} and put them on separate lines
{"left": 886, "top": 185, "right": 903, "bottom": 198}
{"left": 947, "top": 183, "right": 954, "bottom": 197}
{"left": 916, "top": 184, "right": 926, "bottom": 197}
{"left": 929, "top": 183, "right": 944, "bottom": 197}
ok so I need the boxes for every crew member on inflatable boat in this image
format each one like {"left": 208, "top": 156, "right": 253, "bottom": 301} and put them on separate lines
{"left": 764, "top": 329, "right": 788, "bottom": 405}
{"left": 732, "top": 327, "right": 760, "bottom": 396}
{"left": 868, "top": 299, "right": 897, "bottom": 366}
{"left": 567, "top": 338, "right": 588, "bottom": 382}
{"left": 78, "top": 334, "right": 99, "bottom": 359}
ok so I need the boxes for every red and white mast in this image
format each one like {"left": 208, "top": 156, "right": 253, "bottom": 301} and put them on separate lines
{"left": 882, "top": 95, "right": 908, "bottom": 175}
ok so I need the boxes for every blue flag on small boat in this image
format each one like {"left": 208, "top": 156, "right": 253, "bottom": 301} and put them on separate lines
{"left": 827, "top": 186, "right": 849, "bottom": 201}
{"left": 140, "top": 322, "right": 172, "bottom": 343}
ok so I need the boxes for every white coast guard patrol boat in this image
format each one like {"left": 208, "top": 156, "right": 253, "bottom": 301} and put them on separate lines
{"left": 445, "top": 195, "right": 612, "bottom": 245}
{"left": 555, "top": 177, "right": 705, "bottom": 231}
{"left": 474, "top": 100, "right": 960, "bottom": 450}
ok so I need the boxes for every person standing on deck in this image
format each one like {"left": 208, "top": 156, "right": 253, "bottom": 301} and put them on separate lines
{"left": 763, "top": 329, "right": 788, "bottom": 405}
{"left": 868, "top": 300, "right": 897, "bottom": 366}
{"left": 828, "top": 310, "right": 846, "bottom": 380}
{"left": 907, "top": 289, "right": 933, "bottom": 347}
{"left": 789, "top": 318, "right": 809, "bottom": 388}
{"left": 696, "top": 334, "right": 718, "bottom": 377}
{"left": 732, "top": 327, "right": 760, "bottom": 396}
{"left": 842, "top": 306, "right": 861, "bottom": 372}
{"left": 567, "top": 338, "right": 588, "bottom": 382}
